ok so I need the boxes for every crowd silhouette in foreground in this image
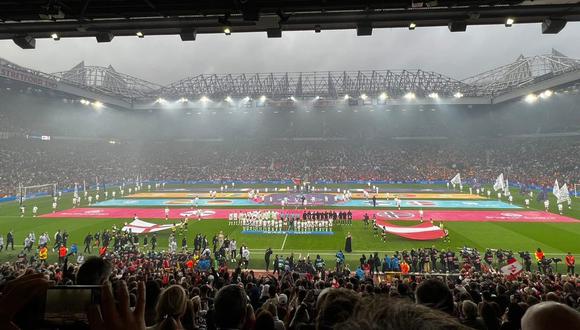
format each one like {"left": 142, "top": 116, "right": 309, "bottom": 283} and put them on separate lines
{"left": 0, "top": 248, "right": 579, "bottom": 330}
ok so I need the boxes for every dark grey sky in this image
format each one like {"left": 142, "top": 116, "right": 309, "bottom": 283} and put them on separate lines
{"left": 1, "top": 22, "right": 579, "bottom": 85}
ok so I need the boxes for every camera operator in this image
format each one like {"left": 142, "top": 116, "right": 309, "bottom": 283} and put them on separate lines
{"left": 430, "top": 247, "right": 438, "bottom": 272}
{"left": 484, "top": 249, "right": 493, "bottom": 268}
{"left": 541, "top": 258, "right": 553, "bottom": 274}
{"left": 519, "top": 251, "right": 532, "bottom": 272}
{"left": 495, "top": 249, "right": 505, "bottom": 268}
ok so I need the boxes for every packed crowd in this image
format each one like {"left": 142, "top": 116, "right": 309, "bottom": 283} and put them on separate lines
{"left": 0, "top": 245, "right": 579, "bottom": 330}
{"left": 0, "top": 138, "right": 578, "bottom": 196}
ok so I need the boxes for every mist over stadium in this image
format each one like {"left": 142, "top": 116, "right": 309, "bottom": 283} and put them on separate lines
{"left": 0, "top": 1, "right": 579, "bottom": 329}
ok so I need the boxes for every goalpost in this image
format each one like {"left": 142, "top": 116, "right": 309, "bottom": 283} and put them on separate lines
{"left": 575, "top": 183, "right": 580, "bottom": 199}
{"left": 17, "top": 183, "right": 57, "bottom": 204}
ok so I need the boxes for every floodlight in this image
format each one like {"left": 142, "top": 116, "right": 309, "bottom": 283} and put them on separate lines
{"left": 505, "top": 18, "right": 514, "bottom": 27}
{"left": 379, "top": 92, "right": 388, "bottom": 100}
{"left": 409, "top": 22, "right": 416, "bottom": 30}
{"left": 404, "top": 92, "right": 416, "bottom": 100}
{"left": 454, "top": 92, "right": 464, "bottom": 98}
{"left": 290, "top": 96, "right": 296, "bottom": 101}
{"left": 178, "top": 97, "right": 189, "bottom": 103}
{"left": 448, "top": 21, "right": 467, "bottom": 32}
{"left": 50, "top": 33, "right": 60, "bottom": 40}
{"left": 96, "top": 31, "right": 114, "bottom": 43}
{"left": 357, "top": 22, "right": 372, "bottom": 36}
{"left": 267, "top": 28, "right": 282, "bottom": 38}
{"left": 428, "top": 92, "right": 439, "bottom": 99}
{"left": 179, "top": 28, "right": 197, "bottom": 41}
{"left": 542, "top": 18, "right": 566, "bottom": 34}
{"left": 224, "top": 26, "right": 231, "bottom": 35}
{"left": 260, "top": 95, "right": 266, "bottom": 102}
{"left": 92, "top": 101, "right": 103, "bottom": 108}
{"left": 225, "top": 96, "right": 233, "bottom": 102}
{"left": 314, "top": 96, "right": 320, "bottom": 100}
{"left": 136, "top": 31, "right": 144, "bottom": 38}
{"left": 360, "top": 93, "right": 368, "bottom": 100}
{"left": 200, "top": 96, "right": 210, "bottom": 103}
{"left": 524, "top": 94, "right": 538, "bottom": 103}
{"left": 155, "top": 98, "right": 167, "bottom": 104}
{"left": 539, "top": 90, "right": 553, "bottom": 99}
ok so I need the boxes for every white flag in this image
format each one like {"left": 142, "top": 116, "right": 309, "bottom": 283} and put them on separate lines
{"left": 450, "top": 173, "right": 461, "bottom": 185}
{"left": 122, "top": 219, "right": 176, "bottom": 234}
{"left": 493, "top": 173, "right": 505, "bottom": 191}
{"left": 552, "top": 180, "right": 560, "bottom": 197}
{"left": 558, "top": 184, "right": 570, "bottom": 204}
{"left": 500, "top": 258, "right": 523, "bottom": 278}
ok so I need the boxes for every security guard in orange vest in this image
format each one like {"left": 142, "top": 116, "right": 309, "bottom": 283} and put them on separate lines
{"left": 400, "top": 260, "right": 410, "bottom": 274}
{"left": 565, "top": 252, "right": 575, "bottom": 274}
{"left": 39, "top": 246, "right": 48, "bottom": 266}
{"left": 535, "top": 248, "right": 545, "bottom": 271}
{"left": 58, "top": 244, "right": 67, "bottom": 266}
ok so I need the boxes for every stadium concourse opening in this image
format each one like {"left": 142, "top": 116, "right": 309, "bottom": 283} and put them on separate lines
{"left": 1, "top": 3, "right": 580, "bottom": 330}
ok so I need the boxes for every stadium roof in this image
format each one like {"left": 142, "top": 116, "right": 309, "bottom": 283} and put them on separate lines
{"left": 1, "top": 49, "right": 580, "bottom": 109}
{"left": 1, "top": 1, "right": 580, "bottom": 47}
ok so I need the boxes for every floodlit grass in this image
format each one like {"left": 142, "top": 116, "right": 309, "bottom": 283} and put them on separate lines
{"left": 0, "top": 184, "right": 578, "bottom": 269}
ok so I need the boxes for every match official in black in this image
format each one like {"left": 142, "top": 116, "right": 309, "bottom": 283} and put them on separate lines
{"left": 265, "top": 247, "right": 273, "bottom": 272}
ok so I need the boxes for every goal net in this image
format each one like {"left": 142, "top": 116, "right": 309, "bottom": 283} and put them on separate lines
{"left": 18, "top": 183, "right": 57, "bottom": 204}
{"left": 575, "top": 184, "right": 580, "bottom": 199}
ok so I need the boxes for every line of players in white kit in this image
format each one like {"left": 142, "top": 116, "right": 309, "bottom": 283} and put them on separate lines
{"left": 229, "top": 210, "right": 334, "bottom": 232}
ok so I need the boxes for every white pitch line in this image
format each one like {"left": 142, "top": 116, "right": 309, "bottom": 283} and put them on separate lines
{"left": 281, "top": 234, "right": 288, "bottom": 250}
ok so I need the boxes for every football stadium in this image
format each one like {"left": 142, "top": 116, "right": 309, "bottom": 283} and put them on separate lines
{"left": 0, "top": 1, "right": 579, "bottom": 330}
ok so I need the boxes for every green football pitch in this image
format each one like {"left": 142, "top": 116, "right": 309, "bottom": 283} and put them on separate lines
{"left": 0, "top": 184, "right": 578, "bottom": 270}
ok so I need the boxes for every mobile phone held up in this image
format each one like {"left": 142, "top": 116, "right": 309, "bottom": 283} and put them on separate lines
{"left": 25, "top": 285, "right": 101, "bottom": 328}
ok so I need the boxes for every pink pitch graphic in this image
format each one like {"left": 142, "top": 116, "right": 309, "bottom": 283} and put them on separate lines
{"left": 41, "top": 208, "right": 578, "bottom": 223}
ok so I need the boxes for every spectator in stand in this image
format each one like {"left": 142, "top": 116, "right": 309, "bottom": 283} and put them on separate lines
{"left": 415, "top": 279, "right": 455, "bottom": 316}
{"left": 213, "top": 284, "right": 252, "bottom": 330}
{"left": 148, "top": 285, "right": 189, "bottom": 330}
{"left": 521, "top": 301, "right": 580, "bottom": 330}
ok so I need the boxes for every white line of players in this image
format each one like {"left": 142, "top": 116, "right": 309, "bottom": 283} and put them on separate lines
{"left": 229, "top": 211, "right": 333, "bottom": 232}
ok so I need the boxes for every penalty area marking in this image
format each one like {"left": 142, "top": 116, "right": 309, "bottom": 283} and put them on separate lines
{"left": 281, "top": 234, "right": 288, "bottom": 250}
